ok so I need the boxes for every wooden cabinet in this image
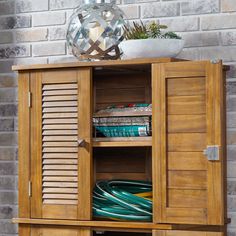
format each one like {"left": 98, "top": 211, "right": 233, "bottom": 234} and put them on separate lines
{"left": 14, "top": 58, "right": 228, "bottom": 236}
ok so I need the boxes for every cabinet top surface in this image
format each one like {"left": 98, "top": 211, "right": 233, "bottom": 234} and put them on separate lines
{"left": 12, "top": 57, "right": 184, "bottom": 71}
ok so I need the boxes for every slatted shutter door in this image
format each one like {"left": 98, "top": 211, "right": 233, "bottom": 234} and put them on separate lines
{"left": 152, "top": 61, "right": 225, "bottom": 225}
{"left": 30, "top": 69, "right": 92, "bottom": 220}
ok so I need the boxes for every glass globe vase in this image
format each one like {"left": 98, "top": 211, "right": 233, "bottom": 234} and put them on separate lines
{"left": 67, "top": 0, "right": 127, "bottom": 61}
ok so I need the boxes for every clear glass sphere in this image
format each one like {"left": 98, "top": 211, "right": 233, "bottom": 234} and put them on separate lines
{"left": 67, "top": 1, "right": 127, "bottom": 60}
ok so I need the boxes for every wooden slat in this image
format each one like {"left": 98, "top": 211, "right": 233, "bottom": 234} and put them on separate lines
{"left": 43, "top": 124, "right": 77, "bottom": 130}
{"left": 43, "top": 188, "right": 78, "bottom": 193}
{"left": 167, "top": 77, "right": 205, "bottom": 96}
{"left": 43, "top": 142, "right": 78, "bottom": 147}
{"left": 168, "top": 115, "right": 206, "bottom": 133}
{"left": 43, "top": 170, "right": 78, "bottom": 176}
{"left": 43, "top": 130, "right": 77, "bottom": 135}
{"left": 43, "top": 159, "right": 77, "bottom": 165}
{"left": 43, "top": 83, "right": 77, "bottom": 90}
{"left": 43, "top": 165, "right": 78, "bottom": 170}
{"left": 43, "top": 95, "right": 77, "bottom": 101}
{"left": 43, "top": 118, "right": 77, "bottom": 124}
{"left": 168, "top": 189, "right": 207, "bottom": 208}
{"left": 43, "top": 147, "right": 78, "bottom": 153}
{"left": 43, "top": 199, "right": 78, "bottom": 205}
{"left": 168, "top": 95, "right": 206, "bottom": 115}
{"left": 43, "top": 89, "right": 77, "bottom": 96}
{"left": 168, "top": 170, "right": 207, "bottom": 189}
{"left": 43, "top": 153, "right": 77, "bottom": 159}
{"left": 43, "top": 113, "right": 77, "bottom": 118}
{"left": 168, "top": 133, "right": 206, "bottom": 152}
{"left": 42, "top": 70, "right": 77, "bottom": 84}
{"left": 43, "top": 176, "right": 78, "bottom": 182}
{"left": 43, "top": 136, "right": 77, "bottom": 141}
{"left": 43, "top": 182, "right": 78, "bottom": 187}
{"left": 43, "top": 194, "right": 77, "bottom": 199}
{"left": 43, "top": 107, "right": 77, "bottom": 113}
{"left": 42, "top": 101, "right": 77, "bottom": 107}
{"left": 168, "top": 152, "right": 207, "bottom": 171}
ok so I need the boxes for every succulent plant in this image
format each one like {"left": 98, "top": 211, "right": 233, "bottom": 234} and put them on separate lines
{"left": 123, "top": 21, "right": 181, "bottom": 40}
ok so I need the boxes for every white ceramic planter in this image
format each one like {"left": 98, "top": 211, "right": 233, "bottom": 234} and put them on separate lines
{"left": 119, "top": 38, "right": 185, "bottom": 59}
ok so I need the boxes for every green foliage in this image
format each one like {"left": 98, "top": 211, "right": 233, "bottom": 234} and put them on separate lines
{"left": 124, "top": 21, "right": 181, "bottom": 40}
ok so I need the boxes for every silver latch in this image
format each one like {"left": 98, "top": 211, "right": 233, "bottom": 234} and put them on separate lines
{"left": 203, "top": 145, "right": 220, "bottom": 161}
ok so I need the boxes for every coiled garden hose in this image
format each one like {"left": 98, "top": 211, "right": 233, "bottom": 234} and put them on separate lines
{"left": 93, "top": 180, "right": 153, "bottom": 221}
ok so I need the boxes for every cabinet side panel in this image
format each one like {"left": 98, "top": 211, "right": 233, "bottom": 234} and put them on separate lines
{"left": 206, "top": 61, "right": 225, "bottom": 225}
{"left": 18, "top": 72, "right": 30, "bottom": 218}
{"left": 77, "top": 68, "right": 93, "bottom": 220}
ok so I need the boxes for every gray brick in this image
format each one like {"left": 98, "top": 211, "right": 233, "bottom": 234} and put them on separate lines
{"left": 201, "top": 46, "right": 236, "bottom": 62}
{"left": 15, "top": 28, "right": 48, "bottom": 43}
{"left": 16, "top": 0, "right": 48, "bottom": 13}
{"left": 14, "top": 57, "right": 48, "bottom": 66}
{"left": 228, "top": 145, "right": 236, "bottom": 161}
{"left": 228, "top": 230, "right": 236, "bottom": 236}
{"left": 0, "top": 75, "right": 17, "bottom": 88}
{"left": 202, "top": 14, "right": 236, "bottom": 30}
{"left": 50, "top": 0, "right": 81, "bottom": 10}
{"left": 0, "top": 1, "right": 15, "bottom": 15}
{"left": 0, "top": 133, "right": 17, "bottom": 146}
{"left": 181, "top": 0, "right": 219, "bottom": 15}
{"left": 0, "top": 119, "right": 14, "bottom": 132}
{"left": 49, "top": 27, "right": 67, "bottom": 41}
{"left": 0, "top": 16, "right": 31, "bottom": 30}
{"left": 227, "top": 65, "right": 236, "bottom": 78}
{"left": 222, "top": 31, "right": 236, "bottom": 46}
{"left": 227, "top": 96, "right": 236, "bottom": 112}
{"left": 0, "top": 221, "right": 17, "bottom": 234}
{"left": 33, "top": 42, "right": 66, "bottom": 57}
{"left": 159, "top": 17, "right": 199, "bottom": 32}
{"left": 228, "top": 196, "right": 236, "bottom": 212}
{"left": 123, "top": 0, "right": 158, "bottom": 3}
{"left": 0, "top": 104, "right": 17, "bottom": 117}
{"left": 0, "top": 162, "right": 17, "bottom": 175}
{"left": 0, "top": 88, "right": 17, "bottom": 102}
{"left": 141, "top": 2, "right": 180, "bottom": 18}
{"left": 228, "top": 130, "right": 236, "bottom": 145}
{"left": 0, "top": 31, "right": 13, "bottom": 44}
{"left": 14, "top": 119, "right": 18, "bottom": 132}
{"left": 0, "top": 206, "right": 17, "bottom": 219}
{"left": 120, "top": 5, "right": 140, "bottom": 19}
{"left": 0, "top": 177, "right": 16, "bottom": 190}
{"left": 222, "top": 0, "right": 236, "bottom": 12}
{"left": 0, "top": 61, "right": 14, "bottom": 73}
{"left": 227, "top": 112, "right": 236, "bottom": 128}
{"left": 33, "top": 11, "right": 66, "bottom": 27}
{"left": 0, "top": 45, "right": 30, "bottom": 59}
{"left": 228, "top": 161, "right": 236, "bottom": 178}
{"left": 181, "top": 32, "right": 219, "bottom": 47}
{"left": 227, "top": 81, "right": 236, "bottom": 94}
{"left": 48, "top": 55, "right": 77, "bottom": 64}
{"left": 228, "top": 180, "right": 236, "bottom": 195}
{"left": 228, "top": 212, "right": 236, "bottom": 229}
{"left": 0, "top": 191, "right": 17, "bottom": 204}
{"left": 0, "top": 148, "right": 17, "bottom": 161}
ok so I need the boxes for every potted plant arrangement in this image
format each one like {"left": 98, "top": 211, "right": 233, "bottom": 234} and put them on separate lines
{"left": 119, "top": 21, "right": 184, "bottom": 59}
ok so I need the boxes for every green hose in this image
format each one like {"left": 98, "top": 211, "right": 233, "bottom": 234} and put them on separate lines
{"left": 93, "top": 180, "right": 153, "bottom": 221}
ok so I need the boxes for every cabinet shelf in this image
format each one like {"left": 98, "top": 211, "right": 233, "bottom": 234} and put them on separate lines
{"left": 93, "top": 137, "right": 152, "bottom": 147}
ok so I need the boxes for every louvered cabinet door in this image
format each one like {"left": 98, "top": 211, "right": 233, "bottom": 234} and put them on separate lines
{"left": 152, "top": 61, "right": 226, "bottom": 225}
{"left": 30, "top": 69, "right": 92, "bottom": 220}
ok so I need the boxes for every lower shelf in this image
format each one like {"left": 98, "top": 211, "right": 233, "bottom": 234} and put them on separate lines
{"left": 13, "top": 218, "right": 225, "bottom": 232}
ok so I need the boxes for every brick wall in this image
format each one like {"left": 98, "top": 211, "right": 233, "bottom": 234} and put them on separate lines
{"left": 0, "top": 0, "right": 236, "bottom": 235}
